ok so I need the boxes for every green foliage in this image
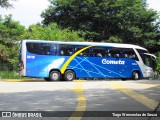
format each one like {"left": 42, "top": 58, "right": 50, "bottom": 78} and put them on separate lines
{"left": 0, "top": 43, "right": 9, "bottom": 62}
{"left": 0, "top": 15, "right": 26, "bottom": 70}
{"left": 0, "top": 71, "right": 22, "bottom": 79}
{"left": 0, "top": 15, "right": 85, "bottom": 73}
{"left": 0, "top": 15, "right": 26, "bottom": 40}
{"left": 155, "top": 52, "right": 160, "bottom": 72}
{"left": 41, "top": 0, "right": 160, "bottom": 53}
{"left": 108, "top": 36, "right": 122, "bottom": 43}
{"left": 0, "top": 0, "right": 14, "bottom": 8}
{"left": 20, "top": 23, "right": 84, "bottom": 41}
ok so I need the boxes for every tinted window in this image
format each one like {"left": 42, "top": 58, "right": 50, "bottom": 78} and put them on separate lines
{"left": 59, "top": 44, "right": 75, "bottom": 56}
{"left": 26, "top": 43, "right": 41, "bottom": 54}
{"left": 136, "top": 49, "right": 148, "bottom": 60}
{"left": 76, "top": 46, "right": 106, "bottom": 57}
{"left": 108, "top": 48, "right": 121, "bottom": 58}
{"left": 122, "top": 48, "right": 139, "bottom": 61}
{"left": 93, "top": 47, "right": 106, "bottom": 57}
{"left": 26, "top": 42, "right": 57, "bottom": 55}
{"left": 76, "top": 46, "right": 89, "bottom": 56}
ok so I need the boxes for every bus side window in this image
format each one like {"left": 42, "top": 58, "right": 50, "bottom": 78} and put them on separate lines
{"left": 93, "top": 47, "right": 105, "bottom": 58}
{"left": 59, "top": 45, "right": 76, "bottom": 56}
{"left": 48, "top": 44, "right": 57, "bottom": 55}
{"left": 60, "top": 45, "right": 69, "bottom": 56}
{"left": 26, "top": 43, "right": 41, "bottom": 54}
{"left": 76, "top": 46, "right": 89, "bottom": 57}
{"left": 136, "top": 49, "right": 148, "bottom": 62}
{"left": 67, "top": 49, "right": 73, "bottom": 55}
{"left": 44, "top": 48, "right": 49, "bottom": 55}
{"left": 60, "top": 50, "right": 64, "bottom": 55}
{"left": 67, "top": 46, "right": 75, "bottom": 56}
{"left": 82, "top": 50, "right": 89, "bottom": 56}
{"left": 96, "top": 53, "right": 102, "bottom": 57}
{"left": 122, "top": 48, "right": 139, "bottom": 61}
{"left": 109, "top": 48, "right": 121, "bottom": 58}
{"left": 41, "top": 43, "right": 51, "bottom": 55}
{"left": 88, "top": 48, "right": 95, "bottom": 57}
{"left": 76, "top": 47, "right": 82, "bottom": 56}
{"left": 107, "top": 53, "right": 112, "bottom": 58}
{"left": 124, "top": 54, "right": 128, "bottom": 58}
{"left": 115, "top": 54, "right": 120, "bottom": 58}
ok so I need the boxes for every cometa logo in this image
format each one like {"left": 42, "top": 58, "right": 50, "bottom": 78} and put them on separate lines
{"left": 102, "top": 59, "right": 125, "bottom": 65}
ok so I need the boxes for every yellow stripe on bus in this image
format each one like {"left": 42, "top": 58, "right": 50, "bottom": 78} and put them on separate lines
{"left": 60, "top": 46, "right": 93, "bottom": 74}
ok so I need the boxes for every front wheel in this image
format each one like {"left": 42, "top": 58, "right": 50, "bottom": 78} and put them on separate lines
{"left": 64, "top": 70, "right": 75, "bottom": 81}
{"left": 132, "top": 71, "right": 140, "bottom": 80}
{"left": 49, "top": 71, "right": 61, "bottom": 81}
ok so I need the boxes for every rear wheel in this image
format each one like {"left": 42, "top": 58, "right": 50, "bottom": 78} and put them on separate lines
{"left": 64, "top": 70, "right": 75, "bottom": 81}
{"left": 132, "top": 71, "right": 140, "bottom": 80}
{"left": 49, "top": 71, "right": 61, "bottom": 81}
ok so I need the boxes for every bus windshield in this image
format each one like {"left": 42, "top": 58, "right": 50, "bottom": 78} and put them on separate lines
{"left": 143, "top": 53, "right": 156, "bottom": 71}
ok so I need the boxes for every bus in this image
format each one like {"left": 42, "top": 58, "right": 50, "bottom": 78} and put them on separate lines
{"left": 19, "top": 40, "right": 156, "bottom": 81}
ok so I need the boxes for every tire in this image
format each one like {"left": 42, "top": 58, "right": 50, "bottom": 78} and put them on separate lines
{"left": 64, "top": 70, "right": 75, "bottom": 81}
{"left": 44, "top": 78, "right": 50, "bottom": 81}
{"left": 49, "top": 71, "right": 61, "bottom": 81}
{"left": 121, "top": 78, "right": 127, "bottom": 81}
{"left": 132, "top": 71, "right": 140, "bottom": 80}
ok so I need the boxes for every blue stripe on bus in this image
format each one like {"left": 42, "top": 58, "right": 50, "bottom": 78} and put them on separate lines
{"left": 26, "top": 53, "right": 142, "bottom": 79}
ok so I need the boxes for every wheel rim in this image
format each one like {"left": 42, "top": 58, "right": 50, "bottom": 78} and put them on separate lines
{"left": 135, "top": 73, "right": 139, "bottom": 79}
{"left": 52, "top": 73, "right": 59, "bottom": 80}
{"left": 134, "top": 72, "right": 139, "bottom": 80}
{"left": 67, "top": 72, "right": 74, "bottom": 80}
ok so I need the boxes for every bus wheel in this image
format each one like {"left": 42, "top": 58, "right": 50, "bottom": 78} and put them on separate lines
{"left": 132, "top": 71, "right": 140, "bottom": 80}
{"left": 49, "top": 71, "right": 61, "bottom": 81}
{"left": 64, "top": 70, "right": 75, "bottom": 81}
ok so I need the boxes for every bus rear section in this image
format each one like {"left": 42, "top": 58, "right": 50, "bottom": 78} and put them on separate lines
{"left": 18, "top": 40, "right": 26, "bottom": 77}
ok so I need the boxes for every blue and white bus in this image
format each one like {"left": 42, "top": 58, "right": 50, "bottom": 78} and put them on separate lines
{"left": 19, "top": 40, "right": 156, "bottom": 81}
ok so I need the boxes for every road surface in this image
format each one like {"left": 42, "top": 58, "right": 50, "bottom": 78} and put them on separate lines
{"left": 0, "top": 79, "right": 160, "bottom": 120}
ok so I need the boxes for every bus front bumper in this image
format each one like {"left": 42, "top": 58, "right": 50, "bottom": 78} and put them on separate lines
{"left": 144, "top": 69, "right": 154, "bottom": 78}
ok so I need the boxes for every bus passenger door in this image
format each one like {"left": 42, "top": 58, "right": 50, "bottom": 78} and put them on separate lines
{"left": 108, "top": 48, "right": 121, "bottom": 78}
{"left": 119, "top": 48, "right": 140, "bottom": 79}
{"left": 118, "top": 58, "right": 131, "bottom": 78}
{"left": 104, "top": 57, "right": 120, "bottom": 78}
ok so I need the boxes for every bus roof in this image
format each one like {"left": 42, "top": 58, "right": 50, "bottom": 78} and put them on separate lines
{"left": 22, "top": 39, "right": 147, "bottom": 51}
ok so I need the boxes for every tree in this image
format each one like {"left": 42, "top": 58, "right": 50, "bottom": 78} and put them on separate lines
{"left": 155, "top": 52, "right": 160, "bottom": 72}
{"left": 20, "top": 23, "right": 84, "bottom": 41}
{"left": 41, "top": 0, "right": 160, "bottom": 53}
{"left": 0, "top": 0, "right": 15, "bottom": 8}
{"left": 0, "top": 15, "right": 25, "bottom": 69}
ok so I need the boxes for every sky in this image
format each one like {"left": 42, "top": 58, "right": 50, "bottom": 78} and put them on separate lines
{"left": 0, "top": 0, "right": 160, "bottom": 28}
{"left": 0, "top": 0, "right": 50, "bottom": 27}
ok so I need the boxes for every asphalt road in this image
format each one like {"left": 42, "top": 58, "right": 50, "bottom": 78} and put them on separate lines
{"left": 0, "top": 79, "right": 160, "bottom": 120}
